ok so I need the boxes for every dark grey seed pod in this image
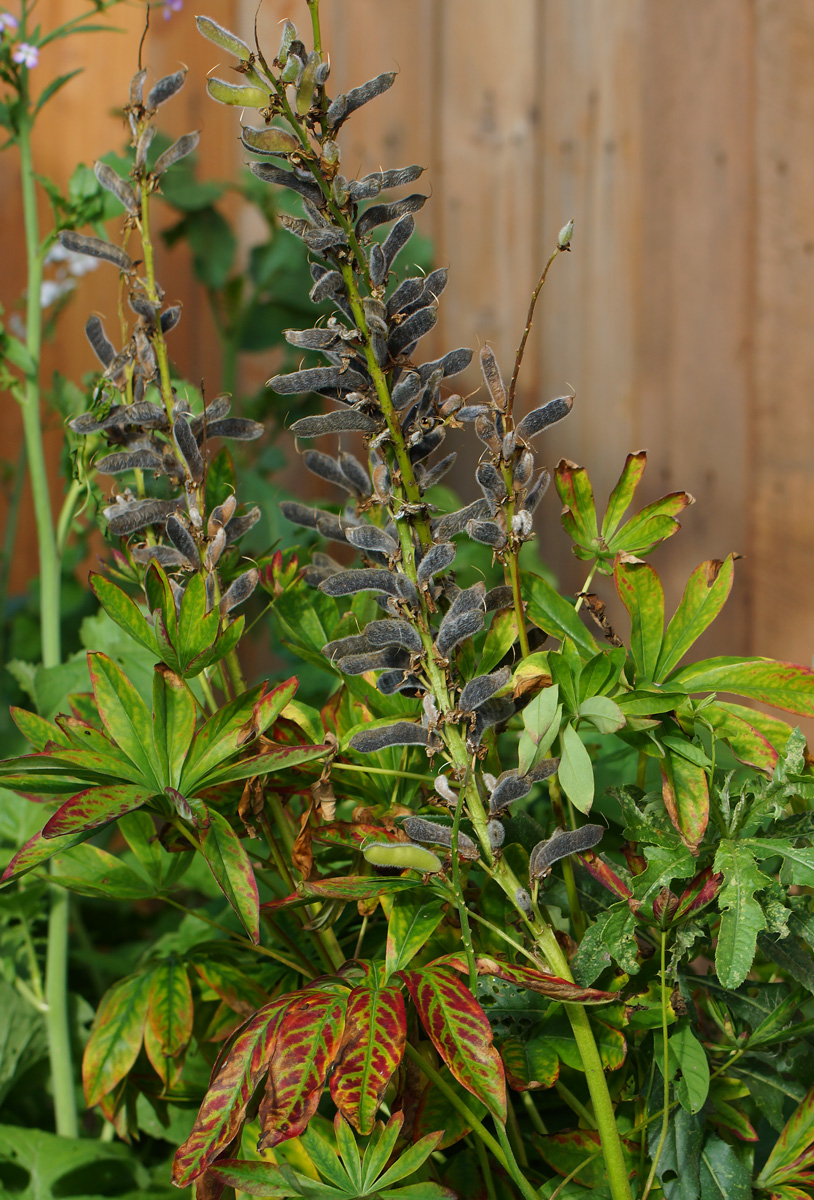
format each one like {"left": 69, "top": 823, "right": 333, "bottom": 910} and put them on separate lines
{"left": 372, "top": 460, "right": 392, "bottom": 503}
{"left": 364, "top": 619, "right": 422, "bottom": 653}
{"left": 134, "top": 327, "right": 156, "bottom": 376}
{"left": 205, "top": 526, "right": 227, "bottom": 571}
{"left": 387, "top": 278, "right": 426, "bottom": 318}
{"left": 480, "top": 346, "right": 507, "bottom": 411}
{"left": 395, "top": 575, "right": 420, "bottom": 609}
{"left": 417, "top": 542, "right": 456, "bottom": 585}
{"left": 165, "top": 514, "right": 200, "bottom": 568}
{"left": 419, "top": 348, "right": 473, "bottom": 382}
{"left": 153, "top": 131, "right": 200, "bottom": 175}
{"left": 198, "top": 394, "right": 233, "bottom": 424}
{"left": 502, "top": 432, "right": 517, "bottom": 460}
{"left": 377, "top": 670, "right": 422, "bottom": 695}
{"left": 522, "top": 469, "right": 551, "bottom": 515}
{"left": 512, "top": 511, "right": 534, "bottom": 539}
{"left": 147, "top": 69, "right": 187, "bottom": 110}
{"left": 249, "top": 161, "right": 324, "bottom": 204}
{"left": 131, "top": 544, "right": 188, "bottom": 567}
{"left": 269, "top": 366, "right": 369, "bottom": 396}
{"left": 135, "top": 125, "right": 155, "bottom": 171}
{"left": 487, "top": 820, "right": 505, "bottom": 851}
{"left": 410, "top": 267, "right": 448, "bottom": 308}
{"left": 370, "top": 332, "right": 388, "bottom": 367}
{"left": 391, "top": 371, "right": 422, "bottom": 410}
{"left": 467, "top": 697, "right": 515, "bottom": 748}
{"left": 85, "top": 315, "right": 115, "bottom": 368}
{"left": 158, "top": 306, "right": 181, "bottom": 334}
{"left": 526, "top": 758, "right": 562, "bottom": 783}
{"left": 382, "top": 215, "right": 415, "bottom": 271}
{"left": 475, "top": 412, "right": 501, "bottom": 454}
{"left": 310, "top": 271, "right": 346, "bottom": 304}
{"left": 281, "top": 215, "right": 312, "bottom": 241}
{"left": 338, "top": 647, "right": 410, "bottom": 675}
{"left": 369, "top": 242, "right": 386, "bottom": 287}
{"left": 325, "top": 93, "right": 348, "bottom": 128}
{"left": 467, "top": 519, "right": 508, "bottom": 550}
{"left": 128, "top": 292, "right": 157, "bottom": 326}
{"left": 476, "top": 463, "right": 508, "bottom": 507}
{"left": 448, "top": 582, "right": 486, "bottom": 618}
{"left": 488, "top": 771, "right": 532, "bottom": 815}
{"left": 328, "top": 71, "right": 396, "bottom": 129}
{"left": 285, "top": 328, "right": 340, "bottom": 351}
{"left": 389, "top": 307, "right": 438, "bottom": 358}
{"left": 105, "top": 498, "right": 182, "bottom": 536}
{"left": 173, "top": 416, "right": 205, "bottom": 483}
{"left": 70, "top": 407, "right": 124, "bottom": 435}
{"left": 529, "top": 825, "right": 604, "bottom": 882}
{"left": 349, "top": 721, "right": 430, "bottom": 754}
{"left": 303, "top": 450, "right": 348, "bottom": 491}
{"left": 516, "top": 395, "right": 575, "bottom": 440}
{"left": 322, "top": 634, "right": 369, "bottom": 662}
{"left": 364, "top": 164, "right": 425, "bottom": 192}
{"left": 129, "top": 68, "right": 146, "bottom": 108}
{"left": 483, "top": 586, "right": 514, "bottom": 613}
{"left": 290, "top": 411, "right": 378, "bottom": 438}
{"left": 409, "top": 428, "right": 445, "bottom": 464}
{"left": 314, "top": 61, "right": 331, "bottom": 86}
{"left": 515, "top": 887, "right": 534, "bottom": 919}
{"left": 362, "top": 296, "right": 387, "bottom": 335}
{"left": 314, "top": 513, "right": 352, "bottom": 544}
{"left": 208, "top": 496, "right": 237, "bottom": 536}
{"left": 436, "top": 610, "right": 484, "bottom": 659}
{"left": 433, "top": 499, "right": 491, "bottom": 541}
{"left": 338, "top": 451, "right": 371, "bottom": 497}
{"left": 456, "top": 405, "right": 488, "bottom": 424}
{"left": 417, "top": 452, "right": 457, "bottom": 490}
{"left": 279, "top": 501, "right": 318, "bottom": 529}
{"left": 402, "top": 817, "right": 479, "bottom": 861}
{"left": 346, "top": 524, "right": 399, "bottom": 556}
{"left": 439, "top": 395, "right": 463, "bottom": 420}
{"left": 459, "top": 667, "right": 511, "bottom": 714}
{"left": 128, "top": 401, "right": 169, "bottom": 428}
{"left": 304, "top": 226, "right": 348, "bottom": 253}
{"left": 320, "top": 569, "right": 402, "bottom": 598}
{"left": 356, "top": 194, "right": 427, "bottom": 238}
{"left": 513, "top": 449, "right": 534, "bottom": 488}
{"left": 374, "top": 595, "right": 401, "bottom": 617}
{"left": 220, "top": 568, "right": 259, "bottom": 615}
{"left": 224, "top": 507, "right": 261, "bottom": 544}
{"left": 94, "top": 161, "right": 138, "bottom": 214}
{"left": 58, "top": 231, "right": 132, "bottom": 273}
{"left": 96, "top": 449, "right": 165, "bottom": 475}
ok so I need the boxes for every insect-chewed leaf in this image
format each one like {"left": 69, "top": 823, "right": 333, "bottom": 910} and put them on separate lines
{"left": 480, "top": 346, "right": 506, "bottom": 411}
{"left": 153, "top": 132, "right": 200, "bottom": 175}
{"left": 290, "top": 411, "right": 378, "bottom": 438}
{"left": 270, "top": 365, "right": 369, "bottom": 396}
{"left": 476, "top": 462, "right": 508, "bottom": 506}
{"left": 338, "top": 451, "right": 371, "bottom": 496}
{"left": 485, "top": 586, "right": 514, "bottom": 612}
{"left": 173, "top": 416, "right": 205, "bottom": 483}
{"left": 467, "top": 519, "right": 508, "bottom": 550}
{"left": 417, "top": 542, "right": 456, "bottom": 584}
{"left": 322, "top": 634, "right": 369, "bottom": 662}
{"left": 327, "top": 71, "right": 396, "bottom": 129}
{"left": 420, "top": 347, "right": 474, "bottom": 381}
{"left": 165, "top": 514, "right": 200, "bottom": 568}
{"left": 364, "top": 619, "right": 423, "bottom": 653}
{"left": 382, "top": 214, "right": 415, "bottom": 271}
{"left": 220, "top": 569, "right": 258, "bottom": 615}
{"left": 459, "top": 667, "right": 511, "bottom": 714}
{"left": 148, "top": 69, "right": 187, "bottom": 109}
{"left": 436, "top": 610, "right": 484, "bottom": 658}
{"left": 240, "top": 124, "right": 300, "bottom": 156}
{"left": 329, "top": 982, "right": 406, "bottom": 1134}
{"left": 320, "top": 569, "right": 401, "bottom": 598}
{"left": 402, "top": 817, "right": 479, "bottom": 861}
{"left": 356, "top": 194, "right": 427, "bottom": 238}
{"left": 258, "top": 992, "right": 347, "bottom": 1150}
{"left": 338, "top": 648, "right": 409, "bottom": 675}
{"left": 84, "top": 315, "right": 116, "bottom": 367}
{"left": 58, "top": 231, "right": 132, "bottom": 272}
{"left": 83, "top": 972, "right": 151, "bottom": 1106}
{"left": 205, "top": 417, "right": 264, "bottom": 440}
{"left": 350, "top": 722, "right": 430, "bottom": 753}
{"left": 388, "top": 306, "right": 438, "bottom": 357}
{"left": 196, "top": 15, "right": 252, "bottom": 58}
{"left": 516, "top": 395, "right": 574, "bottom": 440}
{"left": 93, "top": 161, "right": 138, "bottom": 214}
{"left": 250, "top": 161, "right": 324, "bottom": 204}
{"left": 345, "top": 524, "right": 399, "bottom": 556}
{"left": 529, "top": 825, "right": 604, "bottom": 881}
{"left": 488, "top": 771, "right": 532, "bottom": 815}
{"left": 467, "top": 698, "right": 515, "bottom": 748}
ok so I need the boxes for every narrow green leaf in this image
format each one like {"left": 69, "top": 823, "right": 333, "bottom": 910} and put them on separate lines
{"left": 199, "top": 741, "right": 327, "bottom": 788}
{"left": 669, "top": 1027, "right": 710, "bottom": 1113}
{"left": 713, "top": 840, "right": 769, "bottom": 989}
{"left": 362, "top": 1111, "right": 406, "bottom": 1188}
{"left": 50, "top": 843, "right": 157, "bottom": 900}
{"left": 198, "top": 805, "right": 260, "bottom": 942}
{"left": 525, "top": 573, "right": 597, "bottom": 656}
{"left": 261, "top": 876, "right": 426, "bottom": 914}
{"left": 607, "top": 490, "right": 693, "bottom": 555}
{"left": 386, "top": 894, "right": 447, "bottom": 977}
{"left": 655, "top": 555, "right": 735, "bottom": 681}
{"left": 9, "top": 706, "right": 68, "bottom": 751}
{"left": 700, "top": 701, "right": 779, "bottom": 772}
{"left": 374, "top": 1129, "right": 447, "bottom": 1191}
{"left": 145, "top": 960, "right": 193, "bottom": 1083}
{"left": 557, "top": 723, "right": 594, "bottom": 814}
{"left": 555, "top": 459, "right": 599, "bottom": 548}
{"left": 614, "top": 559, "right": 664, "bottom": 681}
{"left": 602, "top": 451, "right": 648, "bottom": 540}
{"left": 661, "top": 750, "right": 709, "bottom": 849}
{"left": 330, "top": 981, "right": 407, "bottom": 1135}
{"left": 83, "top": 973, "right": 151, "bottom": 1105}
{"left": 88, "top": 653, "right": 160, "bottom": 789}
{"left": 757, "top": 1086, "right": 814, "bottom": 1188}
{"left": 667, "top": 656, "right": 814, "bottom": 718}
{"left": 152, "top": 665, "right": 196, "bottom": 789}
{"left": 479, "top": 609, "right": 519, "bottom": 675}
{"left": 179, "top": 683, "right": 265, "bottom": 790}
{"left": 519, "top": 685, "right": 561, "bottom": 775}
{"left": 89, "top": 574, "right": 159, "bottom": 658}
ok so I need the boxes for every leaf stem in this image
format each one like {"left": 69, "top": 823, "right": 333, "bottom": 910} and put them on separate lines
{"left": 508, "top": 245, "right": 562, "bottom": 413}
{"left": 641, "top": 931, "right": 671, "bottom": 1200}
{"left": 573, "top": 561, "right": 599, "bottom": 614}
{"left": 555, "top": 1080, "right": 596, "bottom": 1130}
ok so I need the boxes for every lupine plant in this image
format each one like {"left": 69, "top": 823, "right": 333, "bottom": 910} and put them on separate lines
{"left": 4, "top": 3, "right": 814, "bottom": 1199}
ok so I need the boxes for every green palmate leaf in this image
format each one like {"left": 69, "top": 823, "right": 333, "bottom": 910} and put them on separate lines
{"left": 89, "top": 573, "right": 159, "bottom": 658}
{"left": 558, "top": 723, "right": 594, "bottom": 814}
{"left": 385, "top": 893, "right": 447, "bottom": 977}
{"left": 757, "top": 1086, "right": 814, "bottom": 1189}
{"left": 198, "top": 804, "right": 260, "bottom": 942}
{"left": 373, "top": 1128, "right": 448, "bottom": 1192}
{"left": 145, "top": 959, "right": 193, "bottom": 1083}
{"left": 42, "top": 783, "right": 153, "bottom": 840}
{"left": 500, "top": 1036, "right": 559, "bottom": 1090}
{"left": 714, "top": 840, "right": 769, "bottom": 988}
{"left": 654, "top": 555, "right": 736, "bottom": 680}
{"left": 207, "top": 1158, "right": 300, "bottom": 1197}
{"left": 361, "top": 1109, "right": 406, "bottom": 1186}
{"left": 669, "top": 1027, "right": 710, "bottom": 1113}
{"left": 699, "top": 1134, "right": 752, "bottom": 1199}
{"left": 190, "top": 957, "right": 270, "bottom": 1015}
{"left": 50, "top": 843, "right": 158, "bottom": 899}
{"left": 2, "top": 827, "right": 93, "bottom": 883}
{"left": 667, "top": 656, "right": 814, "bottom": 717}
{"left": 258, "top": 991, "right": 347, "bottom": 1149}
{"left": 329, "top": 980, "right": 406, "bottom": 1135}
{"left": 614, "top": 559, "right": 664, "bottom": 680}
{"left": 661, "top": 749, "right": 709, "bottom": 848}
{"left": 578, "top": 695, "right": 625, "bottom": 735}
{"left": 299, "top": 1118, "right": 350, "bottom": 1189}
{"left": 479, "top": 609, "right": 520, "bottom": 675}
{"left": 607, "top": 490, "right": 693, "bottom": 555}
{"left": 519, "top": 685, "right": 561, "bottom": 775}
{"left": 602, "top": 451, "right": 648, "bottom": 540}
{"left": 152, "top": 665, "right": 196, "bottom": 789}
{"left": 83, "top": 971, "right": 152, "bottom": 1105}
{"left": 525, "top": 573, "right": 597, "bottom": 657}
{"left": 400, "top": 966, "right": 507, "bottom": 1121}
{"left": 176, "top": 572, "right": 219, "bottom": 665}
{"left": 555, "top": 459, "right": 599, "bottom": 548}
{"left": 201, "top": 741, "right": 328, "bottom": 788}
{"left": 88, "top": 652, "right": 161, "bottom": 790}
{"left": 180, "top": 678, "right": 297, "bottom": 791}
{"left": 173, "top": 997, "right": 293, "bottom": 1186}
{"left": 10, "top": 706, "right": 68, "bottom": 751}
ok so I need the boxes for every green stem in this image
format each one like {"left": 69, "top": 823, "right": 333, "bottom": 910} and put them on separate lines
{"left": 330, "top": 763, "right": 436, "bottom": 783}
{"left": 449, "top": 769, "right": 478, "bottom": 992}
{"left": 520, "top": 1089, "right": 548, "bottom": 1136}
{"left": 555, "top": 1080, "right": 596, "bottom": 1130}
{"left": 305, "top": 0, "right": 322, "bottom": 55}
{"left": 45, "top": 881, "right": 78, "bottom": 1137}
{"left": 506, "top": 547, "right": 531, "bottom": 658}
{"left": 162, "top": 895, "right": 312, "bottom": 975}
{"left": 506, "top": 1095, "right": 529, "bottom": 1169}
{"left": 573, "top": 561, "right": 598, "bottom": 614}
{"left": 56, "top": 478, "right": 83, "bottom": 556}
{"left": 474, "top": 1135, "right": 498, "bottom": 1200}
{"left": 494, "top": 1122, "right": 538, "bottom": 1200}
{"left": 641, "top": 932, "right": 670, "bottom": 1200}
{"left": 0, "top": 442, "right": 27, "bottom": 669}
{"left": 138, "top": 187, "right": 174, "bottom": 418}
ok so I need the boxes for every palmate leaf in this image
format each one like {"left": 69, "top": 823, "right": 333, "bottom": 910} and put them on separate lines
{"left": 152, "top": 665, "right": 196, "bottom": 789}
{"left": 440, "top": 953, "right": 617, "bottom": 1004}
{"left": 400, "top": 965, "right": 507, "bottom": 1121}
{"left": 83, "top": 971, "right": 152, "bottom": 1105}
{"left": 50, "top": 843, "right": 158, "bottom": 900}
{"left": 667, "top": 655, "right": 814, "bottom": 718}
{"left": 190, "top": 957, "right": 270, "bottom": 1017}
{"left": 329, "top": 978, "right": 407, "bottom": 1134}
{"left": 89, "top": 573, "right": 160, "bottom": 659}
{"left": 2, "top": 826, "right": 95, "bottom": 883}
{"left": 524, "top": 573, "right": 597, "bottom": 657}
{"left": 42, "top": 783, "right": 154, "bottom": 840}
{"left": 205, "top": 1158, "right": 302, "bottom": 1196}
{"left": 713, "top": 840, "right": 770, "bottom": 989}
{"left": 757, "top": 1087, "right": 814, "bottom": 1190}
{"left": 262, "top": 876, "right": 428, "bottom": 914}
{"left": 654, "top": 555, "right": 736, "bottom": 680}
{"left": 88, "top": 653, "right": 162, "bottom": 790}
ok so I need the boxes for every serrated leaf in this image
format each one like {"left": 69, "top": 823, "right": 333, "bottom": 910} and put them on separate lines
{"left": 88, "top": 653, "right": 160, "bottom": 790}
{"left": 146, "top": 960, "right": 193, "bottom": 1083}
{"left": 198, "top": 805, "right": 260, "bottom": 942}
{"left": 655, "top": 556, "right": 736, "bottom": 681}
{"left": 558, "top": 723, "right": 594, "bottom": 814}
{"left": 614, "top": 559, "right": 664, "bottom": 680}
{"left": 525, "top": 573, "right": 597, "bottom": 657}
{"left": 83, "top": 972, "right": 151, "bottom": 1105}
{"left": 699, "top": 1133, "right": 752, "bottom": 1199}
{"left": 329, "top": 980, "right": 406, "bottom": 1135}
{"left": 714, "top": 840, "right": 769, "bottom": 988}
{"left": 667, "top": 656, "right": 814, "bottom": 717}
{"left": 386, "top": 893, "right": 447, "bottom": 977}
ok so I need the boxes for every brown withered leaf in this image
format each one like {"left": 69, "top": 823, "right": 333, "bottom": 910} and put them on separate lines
{"left": 580, "top": 593, "right": 624, "bottom": 647}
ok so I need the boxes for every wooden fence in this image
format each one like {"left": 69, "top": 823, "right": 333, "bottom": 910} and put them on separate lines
{"left": 3, "top": 0, "right": 814, "bottom": 678}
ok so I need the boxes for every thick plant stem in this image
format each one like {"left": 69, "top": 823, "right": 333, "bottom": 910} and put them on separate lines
{"left": 641, "top": 932, "right": 670, "bottom": 1200}
{"left": 45, "top": 884, "right": 78, "bottom": 1136}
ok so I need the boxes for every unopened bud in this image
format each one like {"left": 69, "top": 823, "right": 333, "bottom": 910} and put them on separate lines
{"left": 557, "top": 217, "right": 574, "bottom": 249}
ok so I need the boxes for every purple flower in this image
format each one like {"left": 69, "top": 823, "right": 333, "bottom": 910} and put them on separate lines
{"left": 0, "top": 11, "right": 18, "bottom": 35}
{"left": 12, "top": 42, "right": 38, "bottom": 69}
{"left": 162, "top": 0, "right": 182, "bottom": 19}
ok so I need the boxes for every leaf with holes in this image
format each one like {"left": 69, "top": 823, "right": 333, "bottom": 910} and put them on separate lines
{"left": 83, "top": 972, "right": 152, "bottom": 1105}
{"left": 329, "top": 977, "right": 406, "bottom": 1134}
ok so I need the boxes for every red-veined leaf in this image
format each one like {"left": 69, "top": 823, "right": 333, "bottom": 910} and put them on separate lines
{"left": 2, "top": 827, "right": 92, "bottom": 882}
{"left": 152, "top": 664, "right": 196, "bottom": 789}
{"left": 500, "top": 1036, "right": 559, "bottom": 1091}
{"left": 10, "top": 706, "right": 68, "bottom": 750}
{"left": 312, "top": 822, "right": 402, "bottom": 849}
{"left": 534, "top": 1129, "right": 638, "bottom": 1189}
{"left": 614, "top": 559, "right": 664, "bottom": 681}
{"left": 707, "top": 700, "right": 797, "bottom": 758}
{"left": 258, "top": 991, "right": 347, "bottom": 1149}
{"left": 145, "top": 959, "right": 193, "bottom": 1083}
{"left": 42, "top": 783, "right": 153, "bottom": 840}
{"left": 261, "top": 875, "right": 425, "bottom": 913}
{"left": 400, "top": 966, "right": 506, "bottom": 1121}
{"left": 83, "top": 972, "right": 152, "bottom": 1105}
{"left": 440, "top": 954, "right": 617, "bottom": 1004}
{"left": 661, "top": 750, "right": 709, "bottom": 848}
{"left": 198, "top": 805, "right": 260, "bottom": 942}
{"left": 757, "top": 1087, "right": 814, "bottom": 1190}
{"left": 700, "top": 700, "right": 778, "bottom": 772}
{"left": 89, "top": 572, "right": 159, "bottom": 657}
{"left": 654, "top": 555, "right": 736, "bottom": 681}
{"left": 88, "top": 652, "right": 160, "bottom": 789}
{"left": 667, "top": 656, "right": 814, "bottom": 718}
{"left": 673, "top": 866, "right": 723, "bottom": 922}
{"left": 329, "top": 980, "right": 406, "bottom": 1134}
{"left": 191, "top": 958, "right": 270, "bottom": 1016}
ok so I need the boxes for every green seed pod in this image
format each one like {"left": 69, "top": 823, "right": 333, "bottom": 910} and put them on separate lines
{"left": 296, "top": 51, "right": 321, "bottom": 115}
{"left": 362, "top": 840, "right": 442, "bottom": 874}
{"left": 206, "top": 77, "right": 268, "bottom": 108}
{"left": 196, "top": 15, "right": 252, "bottom": 59}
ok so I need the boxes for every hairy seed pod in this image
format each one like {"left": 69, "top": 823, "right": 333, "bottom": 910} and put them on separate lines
{"left": 94, "top": 161, "right": 138, "bottom": 214}
{"left": 389, "top": 306, "right": 438, "bottom": 357}
{"left": 417, "top": 542, "right": 456, "bottom": 584}
{"left": 526, "top": 758, "right": 562, "bottom": 783}
{"left": 277, "top": 18, "right": 297, "bottom": 60}
{"left": 374, "top": 595, "right": 400, "bottom": 617}
{"left": 487, "top": 820, "right": 505, "bottom": 851}
{"left": 433, "top": 499, "right": 491, "bottom": 541}
{"left": 270, "top": 366, "right": 369, "bottom": 396}
{"left": 402, "top": 817, "right": 479, "bottom": 861}
{"left": 459, "top": 667, "right": 511, "bottom": 714}
{"left": 417, "top": 452, "right": 457, "bottom": 490}
{"left": 310, "top": 270, "right": 346, "bottom": 304}
{"left": 134, "top": 327, "right": 156, "bottom": 376}
{"left": 220, "top": 568, "right": 258, "bottom": 614}
{"left": 409, "top": 428, "right": 445, "bottom": 464}
{"left": 129, "top": 292, "right": 157, "bottom": 326}
{"left": 285, "top": 328, "right": 340, "bottom": 351}
{"left": 131, "top": 544, "right": 188, "bottom": 567}
{"left": 361, "top": 296, "right": 387, "bottom": 335}
{"left": 249, "top": 161, "right": 324, "bottom": 204}
{"left": 84, "top": 315, "right": 115, "bottom": 368}
{"left": 303, "top": 450, "right": 348, "bottom": 491}
{"left": 434, "top": 776, "right": 458, "bottom": 804}
{"left": 208, "top": 495, "right": 238, "bottom": 536}
{"left": 467, "top": 519, "right": 508, "bottom": 550}
{"left": 147, "top": 69, "right": 187, "bottom": 109}
{"left": 516, "top": 395, "right": 574, "bottom": 440}
{"left": 135, "top": 124, "right": 155, "bottom": 171}
{"left": 165, "top": 514, "right": 200, "bottom": 568}
{"left": 395, "top": 575, "right": 420, "bottom": 608}
{"left": 208, "top": 419, "right": 266, "bottom": 441}
{"left": 513, "top": 449, "right": 534, "bottom": 488}
{"left": 58, "top": 231, "right": 132, "bottom": 272}
{"left": 96, "top": 449, "right": 165, "bottom": 475}
{"left": 290, "top": 411, "right": 378, "bottom": 438}
{"left": 157, "top": 306, "right": 180, "bottom": 335}
{"left": 436, "top": 610, "right": 484, "bottom": 659}
{"left": 326, "top": 71, "right": 396, "bottom": 130}
{"left": 420, "top": 348, "right": 474, "bottom": 382}
{"left": 515, "top": 887, "right": 534, "bottom": 919}
{"left": 105, "top": 498, "right": 182, "bottom": 536}
{"left": 502, "top": 432, "right": 517, "bottom": 460}
{"left": 391, "top": 370, "right": 422, "bottom": 410}
{"left": 196, "top": 14, "right": 252, "bottom": 58}
{"left": 314, "top": 63, "right": 331, "bottom": 86}
{"left": 153, "top": 131, "right": 200, "bottom": 175}
{"left": 387, "top": 278, "right": 425, "bottom": 318}
{"left": 476, "top": 462, "right": 508, "bottom": 507}
{"left": 512, "top": 510, "right": 534, "bottom": 539}
{"left": 372, "top": 461, "right": 392, "bottom": 503}
{"left": 377, "top": 670, "right": 422, "bottom": 695}
{"left": 413, "top": 267, "right": 449, "bottom": 307}
{"left": 361, "top": 164, "right": 425, "bottom": 195}
{"left": 350, "top": 721, "right": 429, "bottom": 753}
{"left": 173, "top": 416, "right": 205, "bottom": 483}
{"left": 485, "top": 586, "right": 514, "bottom": 612}
{"left": 381, "top": 215, "right": 415, "bottom": 271}
{"left": 480, "top": 346, "right": 507, "bottom": 411}
{"left": 320, "top": 569, "right": 402, "bottom": 598}
{"left": 467, "top": 697, "right": 515, "bottom": 748}
{"left": 129, "top": 68, "right": 147, "bottom": 108}
{"left": 522, "top": 469, "right": 551, "bottom": 515}
{"left": 439, "top": 395, "right": 463, "bottom": 420}
{"left": 314, "top": 513, "right": 352, "bottom": 544}
{"left": 529, "top": 825, "right": 604, "bottom": 882}
{"left": 241, "top": 125, "right": 300, "bottom": 156}
{"left": 448, "top": 582, "right": 486, "bottom": 618}
{"left": 338, "top": 647, "right": 409, "bottom": 675}
{"left": 225, "top": 507, "right": 261, "bottom": 544}
{"left": 369, "top": 241, "right": 386, "bottom": 287}
{"left": 280, "top": 55, "right": 303, "bottom": 86}
{"left": 456, "top": 405, "right": 488, "bottom": 424}
{"left": 365, "top": 619, "right": 423, "bottom": 653}
{"left": 488, "top": 771, "right": 531, "bottom": 815}
{"left": 204, "top": 526, "right": 227, "bottom": 571}
{"left": 325, "top": 93, "right": 348, "bottom": 127}
{"left": 356, "top": 194, "right": 427, "bottom": 239}
{"left": 279, "top": 500, "right": 319, "bottom": 529}
{"left": 370, "top": 331, "right": 388, "bottom": 367}
{"left": 322, "top": 634, "right": 369, "bottom": 662}
{"left": 337, "top": 451, "right": 371, "bottom": 497}
{"left": 304, "top": 226, "right": 348, "bottom": 253}
{"left": 474, "top": 412, "right": 502, "bottom": 455}
{"left": 346, "top": 524, "right": 399, "bottom": 556}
